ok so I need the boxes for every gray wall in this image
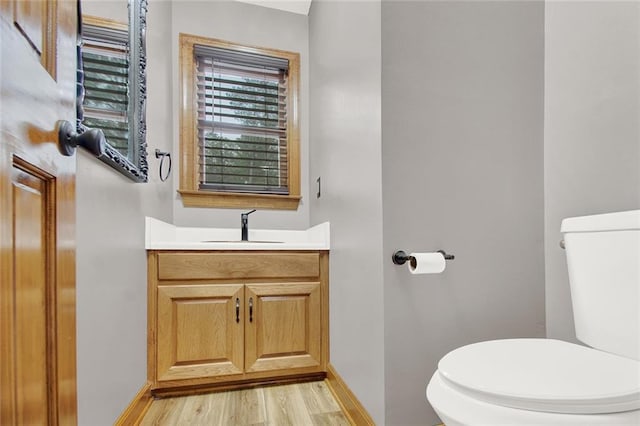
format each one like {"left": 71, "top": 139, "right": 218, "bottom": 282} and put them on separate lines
{"left": 308, "top": 0, "right": 385, "bottom": 423}
{"left": 77, "top": 1, "right": 308, "bottom": 423}
{"left": 76, "top": 1, "right": 174, "bottom": 424}
{"left": 544, "top": 1, "right": 640, "bottom": 341}
{"left": 381, "top": 1, "right": 545, "bottom": 424}
{"left": 170, "top": 0, "right": 310, "bottom": 231}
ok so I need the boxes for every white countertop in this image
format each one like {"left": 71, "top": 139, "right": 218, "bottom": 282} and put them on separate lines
{"left": 145, "top": 217, "right": 330, "bottom": 250}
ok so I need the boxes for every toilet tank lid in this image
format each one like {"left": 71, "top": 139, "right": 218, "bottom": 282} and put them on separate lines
{"left": 561, "top": 210, "right": 640, "bottom": 233}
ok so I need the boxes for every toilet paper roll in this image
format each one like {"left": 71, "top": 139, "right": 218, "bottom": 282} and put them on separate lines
{"left": 409, "top": 252, "right": 446, "bottom": 274}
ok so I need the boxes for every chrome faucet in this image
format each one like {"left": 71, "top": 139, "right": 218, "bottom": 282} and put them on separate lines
{"left": 241, "top": 209, "right": 256, "bottom": 241}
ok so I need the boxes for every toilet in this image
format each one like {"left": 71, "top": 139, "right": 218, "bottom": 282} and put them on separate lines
{"left": 426, "top": 210, "right": 640, "bottom": 425}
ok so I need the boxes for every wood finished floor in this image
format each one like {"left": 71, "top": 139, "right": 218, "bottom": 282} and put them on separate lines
{"left": 140, "top": 381, "right": 350, "bottom": 426}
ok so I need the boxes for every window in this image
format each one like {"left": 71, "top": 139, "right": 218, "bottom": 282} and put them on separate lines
{"left": 81, "top": 16, "right": 130, "bottom": 157}
{"left": 179, "top": 34, "right": 301, "bottom": 210}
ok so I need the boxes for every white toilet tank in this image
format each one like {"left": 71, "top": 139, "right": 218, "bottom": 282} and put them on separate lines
{"left": 561, "top": 210, "right": 640, "bottom": 361}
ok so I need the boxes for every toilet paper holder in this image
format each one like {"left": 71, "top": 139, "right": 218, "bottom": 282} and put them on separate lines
{"left": 392, "top": 250, "right": 455, "bottom": 266}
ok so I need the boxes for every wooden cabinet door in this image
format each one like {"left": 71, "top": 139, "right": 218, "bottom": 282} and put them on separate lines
{"left": 1, "top": 2, "right": 78, "bottom": 424}
{"left": 157, "top": 284, "right": 244, "bottom": 382}
{"left": 245, "top": 282, "right": 322, "bottom": 373}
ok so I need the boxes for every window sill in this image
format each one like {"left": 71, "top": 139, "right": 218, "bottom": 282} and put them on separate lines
{"left": 178, "top": 189, "right": 301, "bottom": 210}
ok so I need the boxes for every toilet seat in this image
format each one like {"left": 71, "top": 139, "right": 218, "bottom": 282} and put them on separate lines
{"left": 437, "top": 338, "right": 640, "bottom": 414}
{"left": 427, "top": 370, "right": 640, "bottom": 426}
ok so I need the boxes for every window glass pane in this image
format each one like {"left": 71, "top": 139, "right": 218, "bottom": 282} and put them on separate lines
{"left": 196, "top": 48, "right": 289, "bottom": 194}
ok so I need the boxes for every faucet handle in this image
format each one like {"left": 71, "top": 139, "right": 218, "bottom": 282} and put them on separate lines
{"left": 241, "top": 209, "right": 257, "bottom": 223}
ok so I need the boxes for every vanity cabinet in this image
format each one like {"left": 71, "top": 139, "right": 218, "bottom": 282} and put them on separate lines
{"left": 147, "top": 251, "right": 328, "bottom": 392}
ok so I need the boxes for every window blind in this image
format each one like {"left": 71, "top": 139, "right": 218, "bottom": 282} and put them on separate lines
{"left": 81, "top": 24, "right": 129, "bottom": 157}
{"left": 195, "top": 46, "right": 290, "bottom": 194}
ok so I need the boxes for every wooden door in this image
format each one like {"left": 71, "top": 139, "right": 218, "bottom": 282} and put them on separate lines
{"left": 0, "top": 1, "right": 78, "bottom": 424}
{"left": 156, "top": 284, "right": 245, "bottom": 382}
{"left": 245, "top": 282, "right": 322, "bottom": 374}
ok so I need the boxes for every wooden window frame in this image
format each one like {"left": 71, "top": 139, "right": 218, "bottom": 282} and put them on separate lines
{"left": 178, "top": 33, "right": 301, "bottom": 210}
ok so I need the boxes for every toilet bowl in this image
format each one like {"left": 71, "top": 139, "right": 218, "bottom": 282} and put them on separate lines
{"left": 427, "top": 210, "right": 640, "bottom": 425}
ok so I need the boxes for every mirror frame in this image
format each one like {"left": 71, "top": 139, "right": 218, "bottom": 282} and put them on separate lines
{"left": 79, "top": 0, "right": 148, "bottom": 182}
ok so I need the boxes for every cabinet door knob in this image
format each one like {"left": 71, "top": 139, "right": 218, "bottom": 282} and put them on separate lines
{"left": 249, "top": 297, "right": 253, "bottom": 323}
{"left": 235, "top": 298, "right": 240, "bottom": 323}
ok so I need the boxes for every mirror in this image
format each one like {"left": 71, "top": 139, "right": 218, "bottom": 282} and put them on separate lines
{"left": 78, "top": 0, "right": 148, "bottom": 182}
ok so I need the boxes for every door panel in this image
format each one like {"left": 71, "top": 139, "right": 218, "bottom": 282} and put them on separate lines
{"left": 13, "top": 166, "right": 50, "bottom": 425}
{"left": 245, "top": 282, "right": 321, "bottom": 373}
{"left": 157, "top": 284, "right": 245, "bottom": 382}
{"left": 259, "top": 296, "right": 307, "bottom": 355}
{"left": 11, "top": 0, "right": 56, "bottom": 77}
{"left": 14, "top": 0, "right": 45, "bottom": 53}
{"left": 0, "top": 0, "right": 77, "bottom": 424}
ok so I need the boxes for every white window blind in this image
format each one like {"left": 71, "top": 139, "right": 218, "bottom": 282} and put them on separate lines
{"left": 81, "top": 24, "right": 129, "bottom": 157}
{"left": 195, "top": 45, "right": 290, "bottom": 194}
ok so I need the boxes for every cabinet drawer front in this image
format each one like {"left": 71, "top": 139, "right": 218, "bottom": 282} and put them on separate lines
{"left": 157, "top": 252, "right": 320, "bottom": 280}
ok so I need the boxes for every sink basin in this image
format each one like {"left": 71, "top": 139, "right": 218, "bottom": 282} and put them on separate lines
{"left": 201, "top": 240, "right": 284, "bottom": 244}
{"left": 145, "top": 217, "right": 330, "bottom": 250}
